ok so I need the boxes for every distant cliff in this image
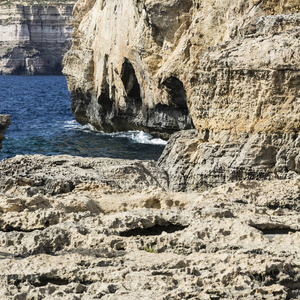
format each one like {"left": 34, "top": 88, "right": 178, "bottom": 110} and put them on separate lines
{"left": 0, "top": 1, "right": 75, "bottom": 75}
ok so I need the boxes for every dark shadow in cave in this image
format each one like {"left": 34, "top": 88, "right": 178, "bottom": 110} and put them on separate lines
{"left": 121, "top": 58, "right": 142, "bottom": 112}
{"left": 162, "top": 76, "right": 188, "bottom": 110}
{"left": 98, "top": 55, "right": 114, "bottom": 115}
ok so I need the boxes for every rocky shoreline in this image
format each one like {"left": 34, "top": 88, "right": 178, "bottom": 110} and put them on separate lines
{"left": 0, "top": 0, "right": 299, "bottom": 298}
{"left": 63, "top": 0, "right": 300, "bottom": 139}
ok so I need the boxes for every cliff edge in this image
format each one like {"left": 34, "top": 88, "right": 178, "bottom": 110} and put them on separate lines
{"left": 63, "top": 0, "right": 299, "bottom": 189}
{"left": 158, "top": 9, "right": 300, "bottom": 191}
{"left": 0, "top": 1, "right": 299, "bottom": 298}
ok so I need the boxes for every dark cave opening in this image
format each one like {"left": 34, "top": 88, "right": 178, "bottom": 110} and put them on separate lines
{"left": 162, "top": 76, "right": 188, "bottom": 110}
{"left": 98, "top": 87, "right": 113, "bottom": 113}
{"left": 121, "top": 57, "right": 142, "bottom": 111}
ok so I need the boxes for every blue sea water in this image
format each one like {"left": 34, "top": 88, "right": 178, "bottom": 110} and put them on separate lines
{"left": 0, "top": 76, "right": 166, "bottom": 161}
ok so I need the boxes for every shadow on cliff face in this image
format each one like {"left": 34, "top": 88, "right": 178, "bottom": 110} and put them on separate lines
{"left": 98, "top": 57, "right": 143, "bottom": 121}
{"left": 162, "top": 76, "right": 188, "bottom": 110}
{"left": 92, "top": 57, "right": 194, "bottom": 138}
{"left": 121, "top": 58, "right": 143, "bottom": 114}
{"left": 71, "top": 89, "right": 91, "bottom": 125}
{"left": 0, "top": 115, "right": 11, "bottom": 150}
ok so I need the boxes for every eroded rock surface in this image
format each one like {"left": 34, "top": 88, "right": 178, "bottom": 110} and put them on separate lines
{"left": 0, "top": 155, "right": 299, "bottom": 299}
{"left": 0, "top": 2, "right": 75, "bottom": 75}
{"left": 157, "top": 11, "right": 300, "bottom": 192}
{"left": 0, "top": 114, "right": 11, "bottom": 150}
{"left": 63, "top": 0, "right": 299, "bottom": 191}
{"left": 1, "top": 0, "right": 299, "bottom": 298}
{"left": 0, "top": 155, "right": 168, "bottom": 196}
{"left": 159, "top": 129, "right": 300, "bottom": 192}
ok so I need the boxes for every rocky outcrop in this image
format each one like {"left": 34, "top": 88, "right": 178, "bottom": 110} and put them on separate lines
{"left": 158, "top": 11, "right": 300, "bottom": 191}
{"left": 63, "top": 0, "right": 199, "bottom": 138}
{"left": 64, "top": 0, "right": 299, "bottom": 189}
{"left": 1, "top": 1, "right": 299, "bottom": 297}
{"left": 63, "top": 0, "right": 299, "bottom": 138}
{"left": 158, "top": 129, "right": 300, "bottom": 192}
{"left": 0, "top": 2, "right": 75, "bottom": 75}
{"left": 0, "top": 154, "right": 168, "bottom": 196}
{"left": 0, "top": 115, "right": 11, "bottom": 150}
{"left": 0, "top": 154, "right": 299, "bottom": 299}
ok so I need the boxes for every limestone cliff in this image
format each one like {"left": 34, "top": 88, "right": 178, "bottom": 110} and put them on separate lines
{"left": 63, "top": 0, "right": 299, "bottom": 188}
{"left": 158, "top": 9, "right": 300, "bottom": 191}
{"left": 63, "top": 0, "right": 196, "bottom": 138}
{"left": 0, "top": 1, "right": 75, "bottom": 75}
{"left": 63, "top": 0, "right": 299, "bottom": 139}
{"left": 0, "top": 115, "right": 11, "bottom": 150}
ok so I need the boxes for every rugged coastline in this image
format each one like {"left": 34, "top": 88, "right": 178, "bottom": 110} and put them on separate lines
{"left": 63, "top": 0, "right": 299, "bottom": 139}
{"left": 0, "top": 0, "right": 299, "bottom": 298}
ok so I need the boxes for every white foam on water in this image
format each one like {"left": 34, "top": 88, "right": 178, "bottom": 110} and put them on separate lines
{"left": 62, "top": 120, "right": 80, "bottom": 129}
{"left": 62, "top": 120, "right": 96, "bottom": 132}
{"left": 125, "top": 131, "right": 167, "bottom": 145}
{"left": 109, "top": 131, "right": 167, "bottom": 145}
{"left": 61, "top": 120, "right": 167, "bottom": 145}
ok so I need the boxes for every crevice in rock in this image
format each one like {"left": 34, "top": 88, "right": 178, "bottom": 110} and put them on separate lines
{"left": 0, "top": 225, "right": 46, "bottom": 233}
{"left": 250, "top": 224, "right": 297, "bottom": 235}
{"left": 119, "top": 224, "right": 187, "bottom": 237}
{"left": 284, "top": 280, "right": 300, "bottom": 300}
{"left": 262, "top": 228, "right": 297, "bottom": 235}
{"left": 267, "top": 202, "right": 300, "bottom": 212}
{"left": 10, "top": 275, "right": 90, "bottom": 289}
{"left": 98, "top": 54, "right": 114, "bottom": 126}
{"left": 34, "top": 276, "right": 70, "bottom": 287}
{"left": 151, "top": 271, "right": 173, "bottom": 276}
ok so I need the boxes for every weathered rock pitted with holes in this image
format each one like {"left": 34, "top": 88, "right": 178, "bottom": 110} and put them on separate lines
{"left": 0, "top": 155, "right": 299, "bottom": 299}
{"left": 1, "top": 0, "right": 299, "bottom": 298}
